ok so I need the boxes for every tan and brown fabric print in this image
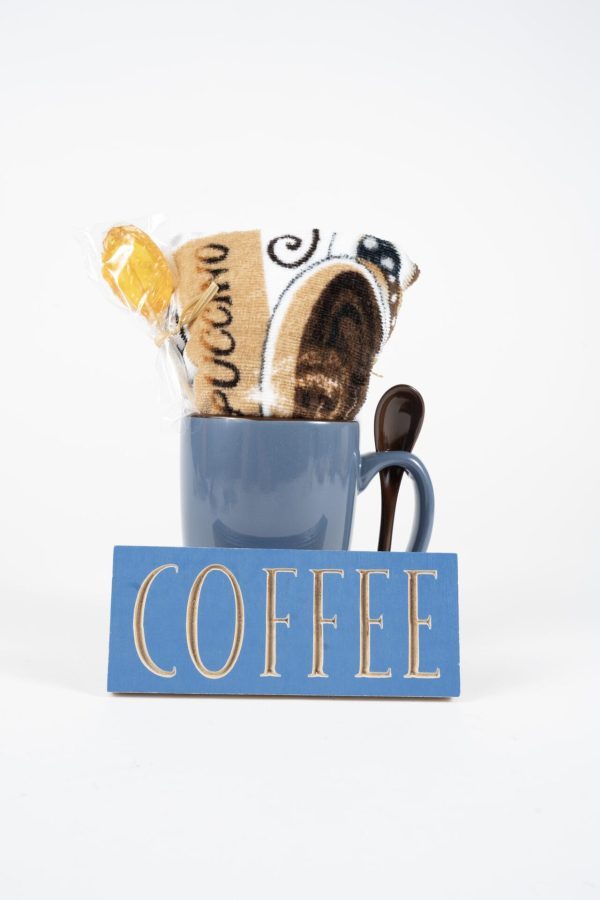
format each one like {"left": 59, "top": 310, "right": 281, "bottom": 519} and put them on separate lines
{"left": 174, "top": 230, "right": 269, "bottom": 416}
{"left": 171, "top": 229, "right": 418, "bottom": 421}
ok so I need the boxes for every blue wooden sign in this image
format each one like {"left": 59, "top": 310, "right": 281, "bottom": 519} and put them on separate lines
{"left": 108, "top": 546, "right": 460, "bottom": 697}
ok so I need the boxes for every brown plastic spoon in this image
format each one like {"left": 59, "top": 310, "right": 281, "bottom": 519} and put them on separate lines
{"left": 374, "top": 384, "right": 425, "bottom": 552}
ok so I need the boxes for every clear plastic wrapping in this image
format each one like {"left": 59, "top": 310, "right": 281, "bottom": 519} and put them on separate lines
{"left": 88, "top": 222, "right": 419, "bottom": 421}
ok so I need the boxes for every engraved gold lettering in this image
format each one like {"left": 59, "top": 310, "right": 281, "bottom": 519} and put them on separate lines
{"left": 261, "top": 568, "right": 297, "bottom": 677}
{"left": 186, "top": 564, "right": 244, "bottom": 679}
{"left": 404, "top": 570, "right": 440, "bottom": 679}
{"left": 132, "top": 564, "right": 177, "bottom": 678}
{"left": 308, "top": 569, "right": 343, "bottom": 677}
{"left": 355, "top": 569, "right": 391, "bottom": 678}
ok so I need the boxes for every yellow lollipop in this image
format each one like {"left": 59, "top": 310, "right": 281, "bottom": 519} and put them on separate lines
{"left": 101, "top": 225, "right": 174, "bottom": 321}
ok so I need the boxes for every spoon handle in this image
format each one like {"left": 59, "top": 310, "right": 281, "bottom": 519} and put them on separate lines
{"left": 377, "top": 468, "right": 403, "bottom": 552}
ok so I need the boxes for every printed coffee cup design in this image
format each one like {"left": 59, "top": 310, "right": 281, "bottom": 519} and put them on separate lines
{"left": 170, "top": 229, "right": 418, "bottom": 420}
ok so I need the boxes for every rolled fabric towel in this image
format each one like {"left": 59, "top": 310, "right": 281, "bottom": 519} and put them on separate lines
{"left": 170, "top": 228, "right": 419, "bottom": 420}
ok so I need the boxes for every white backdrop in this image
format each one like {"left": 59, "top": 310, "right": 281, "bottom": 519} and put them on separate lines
{"left": 1, "top": 1, "right": 598, "bottom": 897}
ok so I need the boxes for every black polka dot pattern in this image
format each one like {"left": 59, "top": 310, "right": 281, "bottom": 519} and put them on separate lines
{"left": 357, "top": 235, "right": 402, "bottom": 284}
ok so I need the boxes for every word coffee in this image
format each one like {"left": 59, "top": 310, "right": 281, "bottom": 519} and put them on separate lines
{"left": 108, "top": 546, "right": 459, "bottom": 697}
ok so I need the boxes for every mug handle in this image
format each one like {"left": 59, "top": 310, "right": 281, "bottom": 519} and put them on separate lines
{"left": 358, "top": 451, "right": 434, "bottom": 552}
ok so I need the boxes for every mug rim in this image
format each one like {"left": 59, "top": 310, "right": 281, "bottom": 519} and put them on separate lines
{"left": 185, "top": 414, "right": 359, "bottom": 426}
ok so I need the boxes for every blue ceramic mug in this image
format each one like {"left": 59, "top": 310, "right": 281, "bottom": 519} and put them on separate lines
{"left": 181, "top": 416, "right": 434, "bottom": 551}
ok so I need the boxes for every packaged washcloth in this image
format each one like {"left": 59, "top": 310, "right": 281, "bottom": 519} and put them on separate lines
{"left": 99, "top": 226, "right": 419, "bottom": 420}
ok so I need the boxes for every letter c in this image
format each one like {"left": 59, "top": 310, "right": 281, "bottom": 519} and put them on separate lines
{"left": 132, "top": 564, "right": 178, "bottom": 678}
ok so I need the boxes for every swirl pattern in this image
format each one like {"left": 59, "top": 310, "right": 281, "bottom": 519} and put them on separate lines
{"left": 267, "top": 230, "right": 320, "bottom": 269}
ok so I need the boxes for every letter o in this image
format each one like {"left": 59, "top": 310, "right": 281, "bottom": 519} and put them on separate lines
{"left": 186, "top": 564, "right": 245, "bottom": 679}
